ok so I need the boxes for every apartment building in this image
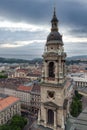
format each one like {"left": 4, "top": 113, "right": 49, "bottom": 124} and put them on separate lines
{"left": 0, "top": 78, "right": 41, "bottom": 112}
{"left": 0, "top": 96, "right": 21, "bottom": 125}
{"left": 30, "top": 83, "right": 41, "bottom": 114}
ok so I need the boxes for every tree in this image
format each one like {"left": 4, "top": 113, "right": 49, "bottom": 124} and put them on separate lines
{"left": 75, "top": 90, "right": 82, "bottom": 100}
{"left": 0, "top": 125, "right": 10, "bottom": 130}
{"left": 0, "top": 115, "right": 27, "bottom": 130}
{"left": 0, "top": 75, "right": 8, "bottom": 78}
{"left": 11, "top": 115, "right": 27, "bottom": 129}
{"left": 70, "top": 100, "right": 78, "bottom": 117}
{"left": 70, "top": 91, "right": 82, "bottom": 117}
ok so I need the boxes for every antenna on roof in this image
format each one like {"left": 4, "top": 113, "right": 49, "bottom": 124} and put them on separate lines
{"left": 53, "top": 0, "right": 57, "bottom": 17}
{"left": 54, "top": 0, "right": 56, "bottom": 10}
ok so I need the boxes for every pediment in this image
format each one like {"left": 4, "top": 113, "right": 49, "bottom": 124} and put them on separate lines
{"left": 44, "top": 101, "right": 58, "bottom": 108}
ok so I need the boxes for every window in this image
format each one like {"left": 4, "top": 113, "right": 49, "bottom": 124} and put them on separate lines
{"left": 48, "top": 109, "right": 54, "bottom": 124}
{"left": 48, "top": 91, "right": 55, "bottom": 98}
{"left": 49, "top": 62, "right": 55, "bottom": 78}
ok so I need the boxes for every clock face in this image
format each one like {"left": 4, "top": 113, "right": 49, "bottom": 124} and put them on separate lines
{"left": 48, "top": 91, "right": 55, "bottom": 98}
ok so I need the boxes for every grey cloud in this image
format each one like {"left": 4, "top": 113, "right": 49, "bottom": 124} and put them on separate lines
{"left": 0, "top": 0, "right": 87, "bottom": 37}
{"left": 0, "top": 42, "right": 45, "bottom": 60}
{"left": 0, "top": 41, "right": 87, "bottom": 60}
{"left": 0, "top": 0, "right": 87, "bottom": 59}
{"left": 0, "top": 29, "right": 47, "bottom": 43}
{"left": 0, "top": 0, "right": 87, "bottom": 25}
{"left": 66, "top": 27, "right": 87, "bottom": 38}
{"left": 0, "top": 0, "right": 52, "bottom": 24}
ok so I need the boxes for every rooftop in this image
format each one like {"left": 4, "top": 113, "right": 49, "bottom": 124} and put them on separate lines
{"left": 31, "top": 83, "right": 40, "bottom": 93}
{"left": 0, "top": 96, "right": 19, "bottom": 111}
{"left": 16, "top": 69, "right": 29, "bottom": 73}
{"left": 77, "top": 86, "right": 87, "bottom": 95}
{"left": 68, "top": 73, "right": 87, "bottom": 82}
{"left": 70, "top": 107, "right": 87, "bottom": 130}
{"left": 17, "top": 85, "right": 32, "bottom": 92}
{"left": 0, "top": 78, "right": 30, "bottom": 90}
{"left": 0, "top": 93, "right": 8, "bottom": 99}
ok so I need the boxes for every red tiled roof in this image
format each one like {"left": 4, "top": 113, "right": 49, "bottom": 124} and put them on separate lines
{"left": 17, "top": 86, "right": 32, "bottom": 92}
{"left": 80, "top": 70, "right": 87, "bottom": 73}
{"left": 16, "top": 69, "right": 28, "bottom": 73}
{"left": 0, "top": 96, "right": 19, "bottom": 111}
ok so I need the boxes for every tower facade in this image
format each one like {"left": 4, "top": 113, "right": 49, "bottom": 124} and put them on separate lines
{"left": 38, "top": 8, "right": 67, "bottom": 130}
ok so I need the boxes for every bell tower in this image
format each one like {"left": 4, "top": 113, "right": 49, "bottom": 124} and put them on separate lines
{"left": 42, "top": 8, "right": 66, "bottom": 85}
{"left": 38, "top": 8, "right": 67, "bottom": 130}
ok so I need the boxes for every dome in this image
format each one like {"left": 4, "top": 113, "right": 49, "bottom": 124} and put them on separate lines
{"left": 47, "top": 31, "right": 62, "bottom": 42}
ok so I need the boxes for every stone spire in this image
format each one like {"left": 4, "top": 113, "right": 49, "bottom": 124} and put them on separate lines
{"left": 51, "top": 7, "right": 59, "bottom": 32}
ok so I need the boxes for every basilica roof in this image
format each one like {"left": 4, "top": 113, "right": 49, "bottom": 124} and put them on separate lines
{"left": 46, "top": 8, "right": 63, "bottom": 43}
{"left": 47, "top": 31, "right": 62, "bottom": 42}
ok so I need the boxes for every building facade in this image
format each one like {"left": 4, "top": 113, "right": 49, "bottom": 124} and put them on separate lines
{"left": 0, "top": 96, "right": 21, "bottom": 125}
{"left": 0, "top": 86, "right": 31, "bottom": 109}
{"left": 68, "top": 72, "right": 87, "bottom": 87}
{"left": 38, "top": 8, "right": 68, "bottom": 130}
{"left": 0, "top": 80, "right": 41, "bottom": 112}
{"left": 30, "top": 83, "right": 41, "bottom": 114}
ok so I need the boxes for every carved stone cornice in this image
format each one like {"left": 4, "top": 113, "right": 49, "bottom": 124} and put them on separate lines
{"left": 40, "top": 80, "right": 67, "bottom": 88}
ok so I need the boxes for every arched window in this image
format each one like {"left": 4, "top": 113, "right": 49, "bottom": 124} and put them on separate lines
{"left": 49, "top": 62, "right": 55, "bottom": 78}
{"left": 48, "top": 109, "right": 54, "bottom": 124}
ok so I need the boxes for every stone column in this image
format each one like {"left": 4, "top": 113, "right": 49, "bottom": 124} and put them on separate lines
{"left": 45, "top": 61, "right": 48, "bottom": 82}
{"left": 54, "top": 111, "right": 57, "bottom": 129}
{"left": 37, "top": 110, "right": 40, "bottom": 125}
{"left": 62, "top": 115, "right": 65, "bottom": 129}
{"left": 55, "top": 62, "right": 58, "bottom": 82}
{"left": 44, "top": 108, "right": 47, "bottom": 127}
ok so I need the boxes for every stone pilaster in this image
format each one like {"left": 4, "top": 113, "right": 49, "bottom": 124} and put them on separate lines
{"left": 55, "top": 62, "right": 58, "bottom": 82}
{"left": 44, "top": 108, "right": 47, "bottom": 127}
{"left": 37, "top": 110, "right": 40, "bottom": 125}
{"left": 54, "top": 111, "right": 57, "bottom": 129}
{"left": 45, "top": 61, "right": 48, "bottom": 82}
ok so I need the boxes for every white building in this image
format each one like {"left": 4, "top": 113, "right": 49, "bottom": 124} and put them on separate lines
{"left": 68, "top": 73, "right": 87, "bottom": 87}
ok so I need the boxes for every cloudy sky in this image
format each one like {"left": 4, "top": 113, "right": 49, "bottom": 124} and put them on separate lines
{"left": 0, "top": 0, "right": 87, "bottom": 60}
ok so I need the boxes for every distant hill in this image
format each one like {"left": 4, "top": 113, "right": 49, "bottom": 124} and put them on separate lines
{"left": 0, "top": 55, "right": 87, "bottom": 64}
{"left": 67, "top": 55, "right": 87, "bottom": 61}
{"left": 66, "top": 55, "right": 87, "bottom": 65}
{"left": 0, "top": 57, "right": 42, "bottom": 64}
